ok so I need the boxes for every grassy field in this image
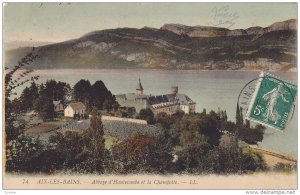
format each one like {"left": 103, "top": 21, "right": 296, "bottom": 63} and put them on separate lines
{"left": 25, "top": 120, "right": 66, "bottom": 134}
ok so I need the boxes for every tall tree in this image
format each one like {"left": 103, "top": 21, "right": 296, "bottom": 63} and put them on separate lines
{"left": 82, "top": 107, "right": 106, "bottom": 172}
{"left": 55, "top": 81, "right": 71, "bottom": 104}
{"left": 73, "top": 79, "right": 117, "bottom": 112}
{"left": 19, "top": 87, "right": 31, "bottom": 111}
{"left": 198, "top": 111, "right": 222, "bottom": 146}
{"left": 33, "top": 80, "right": 70, "bottom": 121}
{"left": 29, "top": 82, "right": 39, "bottom": 99}
{"left": 40, "top": 80, "right": 70, "bottom": 102}
{"left": 235, "top": 103, "right": 244, "bottom": 126}
{"left": 91, "top": 80, "right": 115, "bottom": 110}
{"left": 34, "top": 94, "right": 54, "bottom": 121}
{"left": 19, "top": 82, "right": 39, "bottom": 111}
{"left": 73, "top": 79, "right": 92, "bottom": 110}
{"left": 73, "top": 79, "right": 92, "bottom": 101}
{"left": 91, "top": 81, "right": 107, "bottom": 109}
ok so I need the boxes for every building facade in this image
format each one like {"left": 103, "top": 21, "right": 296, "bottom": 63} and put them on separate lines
{"left": 64, "top": 102, "right": 86, "bottom": 117}
{"left": 115, "top": 79, "right": 196, "bottom": 115}
{"left": 53, "top": 100, "right": 64, "bottom": 113}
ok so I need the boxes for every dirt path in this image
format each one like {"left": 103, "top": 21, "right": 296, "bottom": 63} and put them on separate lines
{"left": 250, "top": 146, "right": 297, "bottom": 167}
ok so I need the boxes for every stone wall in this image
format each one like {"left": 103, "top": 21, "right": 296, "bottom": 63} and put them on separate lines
{"left": 102, "top": 115, "right": 147, "bottom": 125}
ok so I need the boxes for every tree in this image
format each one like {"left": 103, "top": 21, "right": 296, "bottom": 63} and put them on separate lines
{"left": 19, "top": 87, "right": 31, "bottom": 111}
{"left": 155, "top": 112, "right": 174, "bottom": 129}
{"left": 73, "top": 80, "right": 116, "bottom": 112}
{"left": 19, "top": 82, "right": 39, "bottom": 112}
{"left": 41, "top": 80, "right": 71, "bottom": 103}
{"left": 54, "top": 81, "right": 71, "bottom": 104}
{"left": 91, "top": 80, "right": 116, "bottom": 110}
{"left": 196, "top": 111, "right": 221, "bottom": 146}
{"left": 81, "top": 107, "right": 106, "bottom": 173}
{"left": 49, "top": 131, "right": 86, "bottom": 171}
{"left": 138, "top": 108, "right": 154, "bottom": 124}
{"left": 91, "top": 81, "right": 107, "bottom": 109}
{"left": 202, "top": 108, "right": 207, "bottom": 115}
{"left": 177, "top": 139, "right": 211, "bottom": 173}
{"left": 237, "top": 124, "right": 265, "bottom": 144}
{"left": 111, "top": 135, "right": 173, "bottom": 174}
{"left": 11, "top": 98, "right": 22, "bottom": 113}
{"left": 220, "top": 121, "right": 236, "bottom": 133}
{"left": 47, "top": 109, "right": 108, "bottom": 174}
{"left": 34, "top": 95, "right": 54, "bottom": 121}
{"left": 6, "top": 135, "right": 44, "bottom": 173}
{"left": 236, "top": 103, "right": 243, "bottom": 126}
{"left": 73, "top": 79, "right": 92, "bottom": 110}
{"left": 5, "top": 49, "right": 39, "bottom": 141}
{"left": 103, "top": 99, "right": 115, "bottom": 112}
{"left": 33, "top": 80, "right": 70, "bottom": 121}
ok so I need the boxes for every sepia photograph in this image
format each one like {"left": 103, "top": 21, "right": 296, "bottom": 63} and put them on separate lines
{"left": 2, "top": 2, "right": 298, "bottom": 192}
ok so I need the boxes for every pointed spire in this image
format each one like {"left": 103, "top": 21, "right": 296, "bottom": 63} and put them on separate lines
{"left": 136, "top": 77, "right": 143, "bottom": 90}
{"left": 136, "top": 77, "right": 144, "bottom": 95}
{"left": 236, "top": 103, "right": 240, "bottom": 125}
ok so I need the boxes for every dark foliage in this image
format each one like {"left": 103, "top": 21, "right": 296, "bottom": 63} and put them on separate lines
{"left": 5, "top": 49, "right": 39, "bottom": 141}
{"left": 111, "top": 134, "right": 173, "bottom": 174}
{"left": 73, "top": 79, "right": 117, "bottom": 112}
{"left": 18, "top": 82, "right": 39, "bottom": 112}
{"left": 73, "top": 79, "right": 92, "bottom": 109}
{"left": 32, "top": 80, "right": 70, "bottom": 121}
{"left": 138, "top": 108, "right": 155, "bottom": 124}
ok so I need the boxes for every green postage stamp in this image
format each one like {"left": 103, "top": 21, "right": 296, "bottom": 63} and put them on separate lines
{"left": 246, "top": 72, "right": 297, "bottom": 131}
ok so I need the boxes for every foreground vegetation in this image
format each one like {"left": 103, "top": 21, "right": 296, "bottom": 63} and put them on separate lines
{"left": 5, "top": 51, "right": 295, "bottom": 175}
{"left": 6, "top": 106, "right": 272, "bottom": 175}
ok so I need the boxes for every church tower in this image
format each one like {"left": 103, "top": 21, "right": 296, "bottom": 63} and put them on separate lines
{"left": 136, "top": 77, "right": 144, "bottom": 95}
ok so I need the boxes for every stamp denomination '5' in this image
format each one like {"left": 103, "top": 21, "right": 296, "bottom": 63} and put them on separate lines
{"left": 246, "top": 72, "right": 297, "bottom": 131}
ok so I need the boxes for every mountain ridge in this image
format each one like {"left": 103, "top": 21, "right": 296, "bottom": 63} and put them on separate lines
{"left": 5, "top": 19, "right": 297, "bottom": 71}
{"left": 160, "top": 19, "right": 296, "bottom": 37}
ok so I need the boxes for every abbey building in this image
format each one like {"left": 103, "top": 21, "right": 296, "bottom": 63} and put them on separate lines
{"left": 115, "top": 78, "right": 196, "bottom": 115}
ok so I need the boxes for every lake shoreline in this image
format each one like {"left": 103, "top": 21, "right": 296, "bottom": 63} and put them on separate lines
{"left": 7, "top": 69, "right": 297, "bottom": 157}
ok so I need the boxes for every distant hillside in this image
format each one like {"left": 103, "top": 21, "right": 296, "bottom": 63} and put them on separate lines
{"left": 5, "top": 19, "right": 297, "bottom": 71}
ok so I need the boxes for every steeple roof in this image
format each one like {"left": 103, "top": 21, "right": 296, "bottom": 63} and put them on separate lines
{"left": 136, "top": 78, "right": 143, "bottom": 90}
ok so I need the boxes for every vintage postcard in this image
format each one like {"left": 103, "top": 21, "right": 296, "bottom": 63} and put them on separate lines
{"left": 2, "top": 2, "right": 298, "bottom": 192}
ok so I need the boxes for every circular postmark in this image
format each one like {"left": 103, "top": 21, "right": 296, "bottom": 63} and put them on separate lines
{"left": 237, "top": 72, "right": 296, "bottom": 131}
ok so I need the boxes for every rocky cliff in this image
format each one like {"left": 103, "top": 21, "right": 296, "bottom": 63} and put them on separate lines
{"left": 5, "top": 19, "right": 297, "bottom": 71}
{"left": 162, "top": 19, "right": 296, "bottom": 38}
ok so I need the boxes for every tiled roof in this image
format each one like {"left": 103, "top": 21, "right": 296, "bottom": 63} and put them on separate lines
{"left": 69, "top": 102, "right": 86, "bottom": 110}
{"left": 116, "top": 93, "right": 149, "bottom": 100}
{"left": 147, "top": 93, "right": 195, "bottom": 106}
{"left": 116, "top": 93, "right": 195, "bottom": 106}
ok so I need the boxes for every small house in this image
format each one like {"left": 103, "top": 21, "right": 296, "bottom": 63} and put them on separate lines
{"left": 53, "top": 100, "right": 64, "bottom": 112}
{"left": 64, "top": 102, "right": 86, "bottom": 118}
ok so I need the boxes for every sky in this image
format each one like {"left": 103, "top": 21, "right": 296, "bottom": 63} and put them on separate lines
{"left": 3, "top": 2, "right": 298, "bottom": 43}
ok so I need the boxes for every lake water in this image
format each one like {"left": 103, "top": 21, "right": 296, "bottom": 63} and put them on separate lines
{"left": 15, "top": 69, "right": 297, "bottom": 157}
